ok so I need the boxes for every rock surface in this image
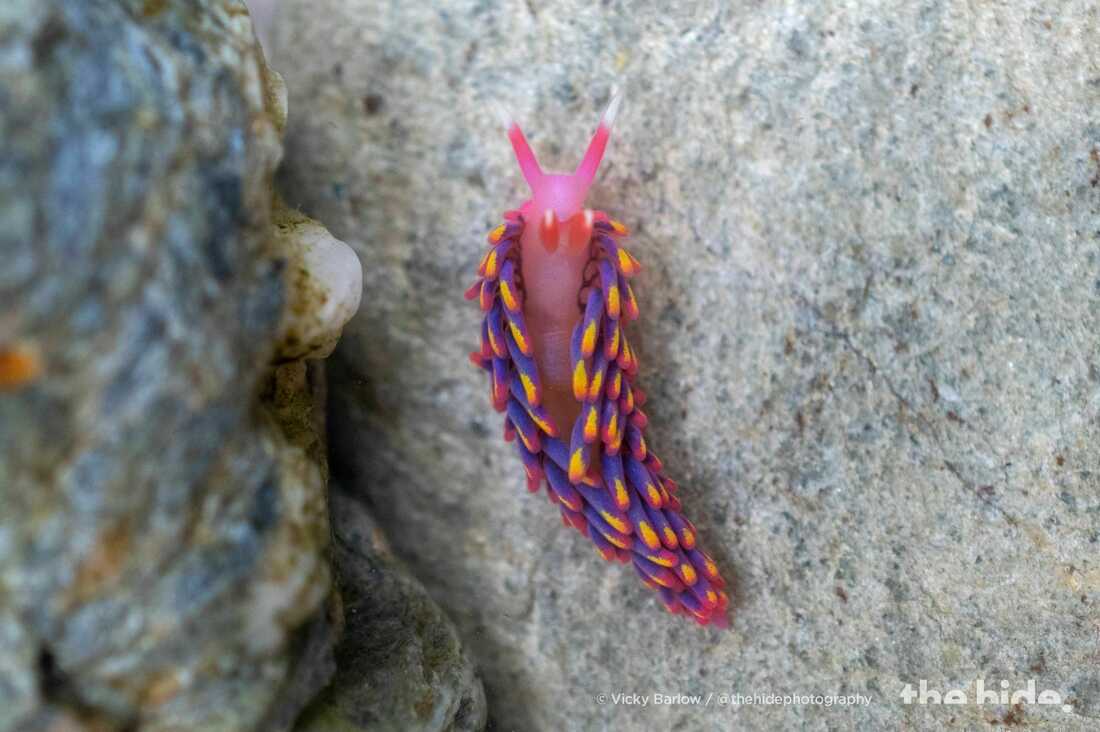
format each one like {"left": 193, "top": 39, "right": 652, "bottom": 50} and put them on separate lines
{"left": 0, "top": 1, "right": 335, "bottom": 730}
{"left": 295, "top": 490, "right": 487, "bottom": 732}
{"left": 272, "top": 1, "right": 1099, "bottom": 730}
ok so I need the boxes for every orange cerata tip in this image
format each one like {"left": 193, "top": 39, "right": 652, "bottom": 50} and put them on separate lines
{"left": 609, "top": 219, "right": 630, "bottom": 236}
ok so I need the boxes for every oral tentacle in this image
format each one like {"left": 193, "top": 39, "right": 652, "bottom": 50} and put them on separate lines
{"left": 539, "top": 209, "right": 559, "bottom": 252}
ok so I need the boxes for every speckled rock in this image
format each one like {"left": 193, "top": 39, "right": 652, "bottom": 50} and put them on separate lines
{"left": 0, "top": 1, "right": 335, "bottom": 730}
{"left": 294, "top": 490, "right": 487, "bottom": 732}
{"left": 272, "top": 1, "right": 1098, "bottom": 730}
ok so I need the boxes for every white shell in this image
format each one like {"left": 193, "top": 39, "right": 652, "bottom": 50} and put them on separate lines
{"left": 272, "top": 202, "right": 363, "bottom": 360}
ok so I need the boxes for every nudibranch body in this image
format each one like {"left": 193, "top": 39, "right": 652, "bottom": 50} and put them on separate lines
{"left": 466, "top": 94, "right": 728, "bottom": 626}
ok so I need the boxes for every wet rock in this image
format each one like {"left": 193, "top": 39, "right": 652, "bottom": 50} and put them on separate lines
{"left": 0, "top": 1, "right": 340, "bottom": 729}
{"left": 259, "top": 558, "right": 340, "bottom": 732}
{"left": 271, "top": 1, "right": 1099, "bottom": 729}
{"left": 294, "top": 490, "right": 487, "bottom": 732}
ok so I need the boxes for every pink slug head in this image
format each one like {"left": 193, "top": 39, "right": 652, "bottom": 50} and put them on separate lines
{"left": 499, "top": 91, "right": 622, "bottom": 249}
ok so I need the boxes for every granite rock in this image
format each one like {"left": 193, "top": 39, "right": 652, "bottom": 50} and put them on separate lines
{"left": 272, "top": 1, "right": 1098, "bottom": 730}
{"left": 0, "top": 1, "right": 336, "bottom": 729}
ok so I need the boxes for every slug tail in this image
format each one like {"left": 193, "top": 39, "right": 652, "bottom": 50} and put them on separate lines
{"left": 468, "top": 211, "right": 729, "bottom": 627}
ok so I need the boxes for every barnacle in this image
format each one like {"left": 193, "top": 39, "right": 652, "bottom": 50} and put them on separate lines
{"left": 270, "top": 198, "right": 362, "bottom": 361}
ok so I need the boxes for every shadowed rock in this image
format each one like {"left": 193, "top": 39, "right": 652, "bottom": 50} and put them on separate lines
{"left": 295, "top": 490, "right": 487, "bottom": 732}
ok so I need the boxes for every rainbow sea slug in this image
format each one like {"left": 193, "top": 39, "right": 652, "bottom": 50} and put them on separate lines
{"left": 466, "top": 92, "right": 728, "bottom": 626}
